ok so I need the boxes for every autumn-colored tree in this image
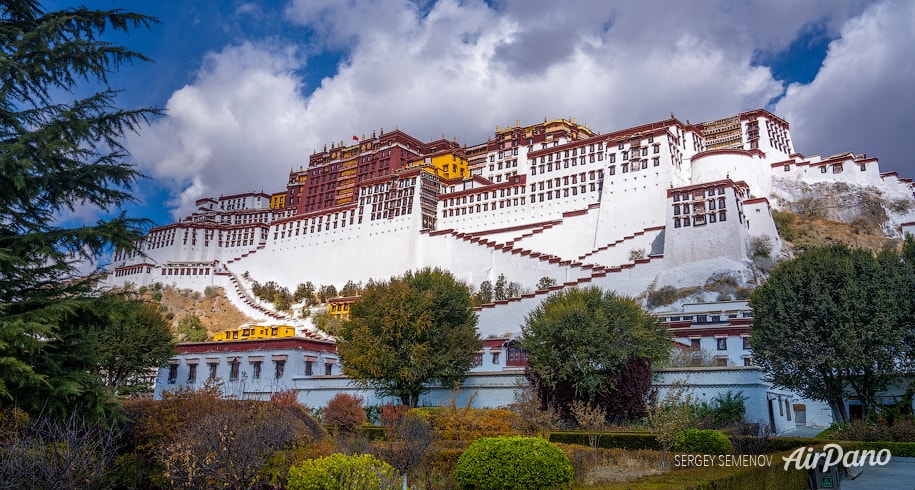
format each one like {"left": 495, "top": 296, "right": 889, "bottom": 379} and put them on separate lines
{"left": 338, "top": 268, "right": 481, "bottom": 407}
{"left": 323, "top": 393, "right": 367, "bottom": 433}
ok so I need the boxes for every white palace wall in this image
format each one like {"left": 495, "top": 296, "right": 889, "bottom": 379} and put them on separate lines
{"left": 508, "top": 206, "right": 601, "bottom": 259}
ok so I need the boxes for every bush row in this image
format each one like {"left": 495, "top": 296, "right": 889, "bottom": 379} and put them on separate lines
{"left": 849, "top": 441, "right": 915, "bottom": 457}
{"left": 549, "top": 430, "right": 661, "bottom": 450}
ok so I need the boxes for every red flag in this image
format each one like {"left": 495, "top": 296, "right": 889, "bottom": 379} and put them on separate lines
{"left": 353, "top": 135, "right": 359, "bottom": 141}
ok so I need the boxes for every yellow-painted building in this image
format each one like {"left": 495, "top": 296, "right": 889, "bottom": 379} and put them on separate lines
{"left": 327, "top": 295, "right": 360, "bottom": 321}
{"left": 213, "top": 323, "right": 297, "bottom": 342}
{"left": 270, "top": 191, "right": 287, "bottom": 209}
{"left": 406, "top": 148, "right": 469, "bottom": 180}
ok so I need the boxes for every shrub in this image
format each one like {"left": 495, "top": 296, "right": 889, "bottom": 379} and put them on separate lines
{"left": 122, "top": 387, "right": 324, "bottom": 489}
{"left": 646, "top": 285, "right": 679, "bottom": 309}
{"left": 421, "top": 446, "right": 464, "bottom": 478}
{"left": 0, "top": 414, "right": 119, "bottom": 489}
{"left": 628, "top": 248, "right": 646, "bottom": 261}
{"left": 507, "top": 383, "right": 562, "bottom": 438}
{"left": 324, "top": 394, "right": 368, "bottom": 433}
{"left": 176, "top": 315, "right": 207, "bottom": 342}
{"left": 748, "top": 235, "right": 772, "bottom": 258}
{"left": 697, "top": 391, "right": 748, "bottom": 428}
{"left": 771, "top": 209, "right": 797, "bottom": 241}
{"left": 375, "top": 412, "right": 436, "bottom": 474}
{"left": 454, "top": 436, "right": 573, "bottom": 490}
{"left": 379, "top": 403, "right": 410, "bottom": 429}
{"left": 431, "top": 407, "right": 518, "bottom": 441}
{"left": 827, "top": 418, "right": 915, "bottom": 442}
{"left": 287, "top": 453, "right": 399, "bottom": 490}
{"left": 548, "top": 431, "right": 660, "bottom": 450}
{"left": 570, "top": 400, "right": 607, "bottom": 449}
{"left": 674, "top": 429, "right": 733, "bottom": 455}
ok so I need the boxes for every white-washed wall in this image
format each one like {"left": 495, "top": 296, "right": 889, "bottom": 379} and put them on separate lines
{"left": 508, "top": 206, "right": 601, "bottom": 259}
{"left": 654, "top": 367, "right": 799, "bottom": 433}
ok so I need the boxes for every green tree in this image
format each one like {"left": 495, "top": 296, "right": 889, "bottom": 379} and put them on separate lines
{"left": 293, "top": 281, "right": 315, "bottom": 304}
{"left": 310, "top": 308, "right": 341, "bottom": 336}
{"left": 493, "top": 273, "right": 508, "bottom": 300}
{"left": 177, "top": 314, "right": 207, "bottom": 342}
{"left": 522, "top": 286, "right": 670, "bottom": 421}
{"left": 339, "top": 280, "right": 361, "bottom": 297}
{"left": 317, "top": 284, "right": 337, "bottom": 304}
{"left": 94, "top": 296, "right": 174, "bottom": 396}
{"left": 536, "top": 276, "right": 557, "bottom": 291}
{"left": 475, "top": 280, "right": 493, "bottom": 304}
{"left": 273, "top": 290, "right": 291, "bottom": 311}
{"left": 750, "top": 244, "right": 912, "bottom": 422}
{"left": 7, "top": 295, "right": 173, "bottom": 418}
{"left": 337, "top": 268, "right": 481, "bottom": 407}
{"left": 0, "top": 2, "right": 158, "bottom": 418}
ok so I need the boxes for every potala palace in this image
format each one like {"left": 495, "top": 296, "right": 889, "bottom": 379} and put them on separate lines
{"left": 105, "top": 109, "right": 915, "bottom": 431}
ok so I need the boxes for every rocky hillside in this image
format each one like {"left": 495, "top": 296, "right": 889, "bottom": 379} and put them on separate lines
{"left": 137, "top": 284, "right": 252, "bottom": 337}
{"left": 773, "top": 209, "right": 902, "bottom": 253}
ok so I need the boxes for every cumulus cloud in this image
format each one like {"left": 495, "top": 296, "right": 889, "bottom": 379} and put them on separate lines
{"left": 290, "top": 0, "right": 789, "bottom": 145}
{"left": 128, "top": 42, "right": 313, "bottom": 218}
{"left": 131, "top": 0, "right": 915, "bottom": 218}
{"left": 776, "top": 0, "right": 915, "bottom": 176}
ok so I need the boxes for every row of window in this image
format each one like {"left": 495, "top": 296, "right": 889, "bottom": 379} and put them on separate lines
{"left": 489, "top": 159, "right": 518, "bottom": 172}
{"left": 607, "top": 158, "right": 661, "bottom": 175}
{"left": 114, "top": 266, "right": 151, "bottom": 277}
{"left": 530, "top": 183, "right": 598, "bottom": 202}
{"left": 531, "top": 153, "right": 600, "bottom": 174}
{"left": 666, "top": 312, "right": 751, "bottom": 322}
{"left": 161, "top": 267, "right": 210, "bottom": 276}
{"left": 530, "top": 142, "right": 603, "bottom": 163}
{"left": 608, "top": 143, "right": 661, "bottom": 163}
{"left": 166, "top": 358, "right": 335, "bottom": 384}
{"left": 673, "top": 212, "right": 727, "bottom": 227}
{"left": 444, "top": 198, "right": 527, "bottom": 216}
{"left": 442, "top": 185, "right": 526, "bottom": 208}
{"left": 689, "top": 336, "right": 751, "bottom": 351}
{"left": 443, "top": 182, "right": 600, "bottom": 218}
{"left": 672, "top": 185, "right": 727, "bottom": 202}
{"left": 473, "top": 351, "right": 501, "bottom": 366}
{"left": 533, "top": 171, "right": 600, "bottom": 189}
{"left": 673, "top": 198, "right": 726, "bottom": 215}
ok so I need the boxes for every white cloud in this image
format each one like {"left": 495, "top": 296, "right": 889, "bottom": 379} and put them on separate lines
{"left": 128, "top": 42, "right": 313, "bottom": 218}
{"left": 776, "top": 0, "right": 915, "bottom": 176}
{"left": 291, "top": 0, "right": 788, "bottom": 146}
{"left": 132, "top": 0, "right": 915, "bottom": 218}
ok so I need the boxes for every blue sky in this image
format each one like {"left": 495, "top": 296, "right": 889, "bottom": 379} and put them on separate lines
{"left": 50, "top": 1, "right": 915, "bottom": 228}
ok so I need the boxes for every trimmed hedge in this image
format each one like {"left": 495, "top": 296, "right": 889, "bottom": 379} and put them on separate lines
{"left": 360, "top": 425, "right": 386, "bottom": 440}
{"left": 549, "top": 431, "right": 660, "bottom": 450}
{"left": 455, "top": 436, "right": 572, "bottom": 490}
{"left": 674, "top": 429, "right": 733, "bottom": 455}
{"left": 849, "top": 441, "right": 915, "bottom": 457}
{"left": 762, "top": 437, "right": 832, "bottom": 453}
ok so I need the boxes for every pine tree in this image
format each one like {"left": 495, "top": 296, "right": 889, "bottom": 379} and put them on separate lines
{"left": 0, "top": 2, "right": 159, "bottom": 417}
